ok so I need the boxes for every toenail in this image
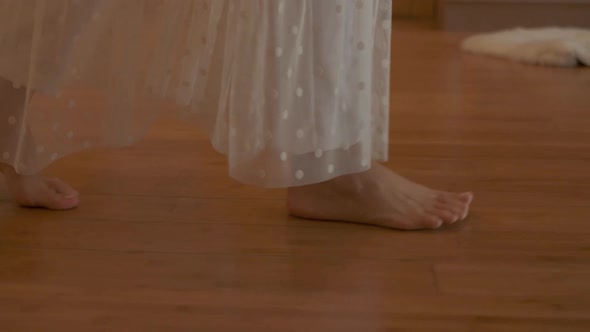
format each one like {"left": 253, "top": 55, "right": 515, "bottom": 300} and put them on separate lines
{"left": 432, "top": 219, "right": 444, "bottom": 229}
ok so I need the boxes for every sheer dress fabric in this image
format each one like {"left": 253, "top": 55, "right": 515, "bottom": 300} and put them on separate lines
{"left": 0, "top": 0, "right": 392, "bottom": 187}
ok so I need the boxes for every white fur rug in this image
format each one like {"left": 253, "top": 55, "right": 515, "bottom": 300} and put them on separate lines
{"left": 462, "top": 27, "right": 590, "bottom": 67}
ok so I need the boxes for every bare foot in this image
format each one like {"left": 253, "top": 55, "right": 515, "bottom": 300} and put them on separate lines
{"left": 1, "top": 165, "right": 80, "bottom": 210}
{"left": 1, "top": 78, "right": 79, "bottom": 209}
{"left": 287, "top": 164, "right": 473, "bottom": 230}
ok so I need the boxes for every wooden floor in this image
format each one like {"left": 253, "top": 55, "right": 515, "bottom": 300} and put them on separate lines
{"left": 1, "top": 21, "right": 590, "bottom": 331}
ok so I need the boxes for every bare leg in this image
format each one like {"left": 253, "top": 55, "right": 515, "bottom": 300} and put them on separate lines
{"left": 0, "top": 78, "right": 79, "bottom": 210}
{"left": 287, "top": 163, "right": 473, "bottom": 230}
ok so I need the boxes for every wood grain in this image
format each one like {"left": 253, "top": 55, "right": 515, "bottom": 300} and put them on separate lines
{"left": 1, "top": 20, "right": 589, "bottom": 331}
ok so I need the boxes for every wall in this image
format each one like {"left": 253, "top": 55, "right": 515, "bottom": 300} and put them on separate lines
{"left": 438, "top": 0, "right": 590, "bottom": 31}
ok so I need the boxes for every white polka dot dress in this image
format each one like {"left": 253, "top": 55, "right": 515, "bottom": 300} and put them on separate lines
{"left": 0, "top": 0, "right": 391, "bottom": 188}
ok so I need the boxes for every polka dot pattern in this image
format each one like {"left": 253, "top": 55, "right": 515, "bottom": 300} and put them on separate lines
{"left": 0, "top": 0, "right": 391, "bottom": 185}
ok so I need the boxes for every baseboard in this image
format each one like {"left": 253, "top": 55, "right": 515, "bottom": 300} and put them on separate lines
{"left": 438, "top": 0, "right": 590, "bottom": 31}
{"left": 392, "top": 0, "right": 437, "bottom": 19}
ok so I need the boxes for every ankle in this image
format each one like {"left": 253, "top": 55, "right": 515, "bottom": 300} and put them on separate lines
{"left": 0, "top": 163, "right": 16, "bottom": 176}
{"left": 288, "top": 171, "right": 367, "bottom": 200}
